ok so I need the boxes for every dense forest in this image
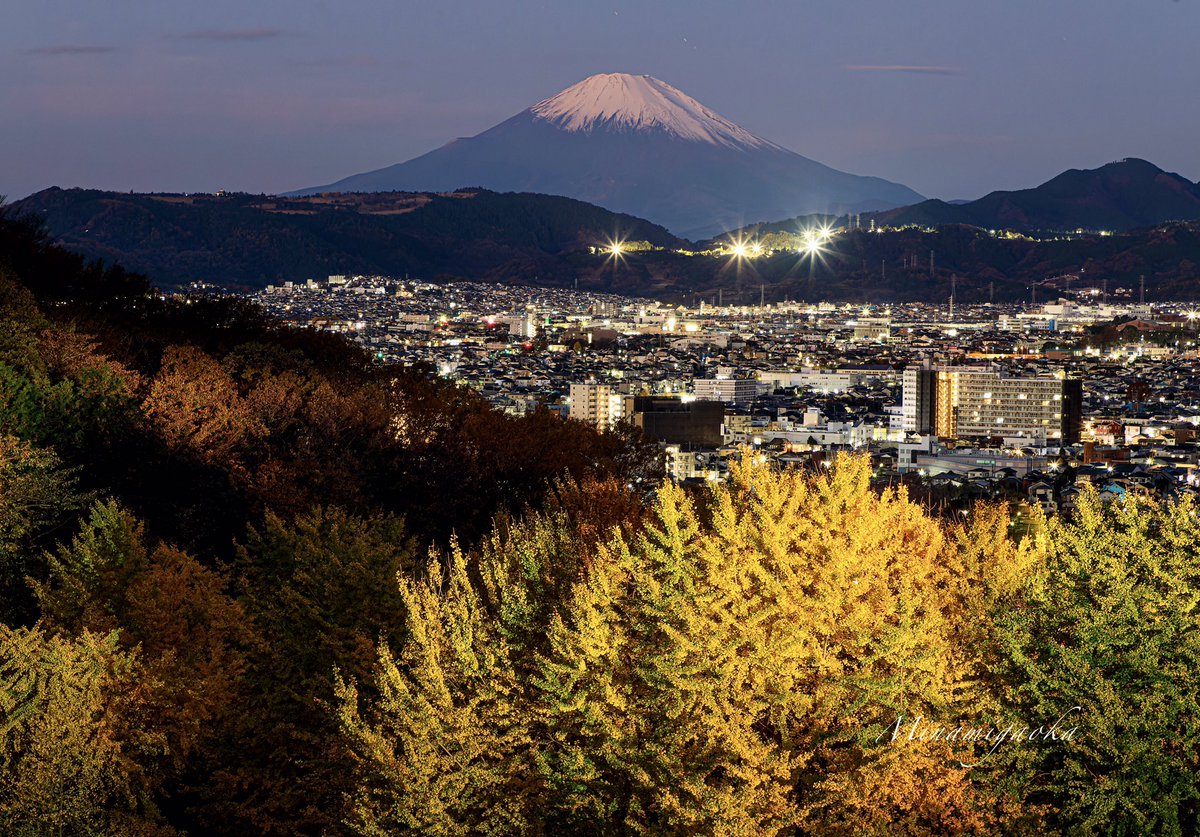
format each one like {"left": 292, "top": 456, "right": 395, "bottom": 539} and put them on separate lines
{"left": 3, "top": 207, "right": 1200, "bottom": 835}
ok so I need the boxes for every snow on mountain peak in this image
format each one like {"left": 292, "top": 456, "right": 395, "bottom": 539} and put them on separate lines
{"left": 529, "top": 73, "right": 779, "bottom": 150}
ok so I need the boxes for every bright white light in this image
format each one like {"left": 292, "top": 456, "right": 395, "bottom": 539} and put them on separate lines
{"left": 799, "top": 227, "right": 826, "bottom": 258}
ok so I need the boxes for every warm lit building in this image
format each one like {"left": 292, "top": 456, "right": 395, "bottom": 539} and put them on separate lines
{"left": 568, "top": 383, "right": 627, "bottom": 431}
{"left": 903, "top": 364, "right": 1082, "bottom": 444}
{"left": 852, "top": 318, "right": 891, "bottom": 342}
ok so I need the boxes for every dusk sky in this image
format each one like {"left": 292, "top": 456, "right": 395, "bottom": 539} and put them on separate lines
{"left": 3, "top": 0, "right": 1196, "bottom": 203}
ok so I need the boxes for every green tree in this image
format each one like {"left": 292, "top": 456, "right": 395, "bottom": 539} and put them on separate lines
{"left": 0, "top": 436, "right": 86, "bottom": 626}
{"left": 990, "top": 488, "right": 1200, "bottom": 835}
{"left": 209, "top": 507, "right": 415, "bottom": 836}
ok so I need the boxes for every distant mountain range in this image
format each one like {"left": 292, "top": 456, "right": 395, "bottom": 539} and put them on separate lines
{"left": 289, "top": 73, "right": 924, "bottom": 238}
{"left": 864, "top": 158, "right": 1200, "bottom": 233}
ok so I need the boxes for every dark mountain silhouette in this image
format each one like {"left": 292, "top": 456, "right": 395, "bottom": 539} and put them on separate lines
{"left": 13, "top": 187, "right": 683, "bottom": 290}
{"left": 866, "top": 158, "right": 1200, "bottom": 232}
{"left": 14, "top": 185, "right": 1200, "bottom": 303}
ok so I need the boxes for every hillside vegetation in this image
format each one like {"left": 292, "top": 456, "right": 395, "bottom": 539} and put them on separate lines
{"left": 2, "top": 209, "right": 1200, "bottom": 835}
{"left": 15, "top": 185, "right": 1200, "bottom": 302}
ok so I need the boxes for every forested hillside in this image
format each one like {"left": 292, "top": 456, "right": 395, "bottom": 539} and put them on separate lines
{"left": 2, "top": 208, "right": 1200, "bottom": 835}
{"left": 16, "top": 187, "right": 1200, "bottom": 302}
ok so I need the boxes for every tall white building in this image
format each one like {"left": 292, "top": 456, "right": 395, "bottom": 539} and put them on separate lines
{"left": 569, "top": 383, "right": 627, "bottom": 432}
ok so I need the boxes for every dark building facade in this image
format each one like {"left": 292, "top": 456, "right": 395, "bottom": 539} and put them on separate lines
{"left": 626, "top": 396, "right": 725, "bottom": 448}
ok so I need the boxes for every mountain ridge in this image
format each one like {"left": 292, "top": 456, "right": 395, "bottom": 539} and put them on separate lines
{"left": 14, "top": 181, "right": 1200, "bottom": 302}
{"left": 289, "top": 72, "right": 923, "bottom": 237}
{"left": 865, "top": 158, "right": 1200, "bottom": 232}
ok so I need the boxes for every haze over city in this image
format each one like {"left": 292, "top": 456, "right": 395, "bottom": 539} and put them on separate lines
{"left": 4, "top": 0, "right": 1197, "bottom": 201}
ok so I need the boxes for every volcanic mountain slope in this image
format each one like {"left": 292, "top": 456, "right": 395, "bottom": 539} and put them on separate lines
{"left": 290, "top": 73, "right": 923, "bottom": 238}
{"left": 868, "top": 158, "right": 1200, "bottom": 232}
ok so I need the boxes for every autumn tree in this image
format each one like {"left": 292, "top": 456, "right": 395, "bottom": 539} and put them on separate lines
{"left": 0, "top": 625, "right": 174, "bottom": 836}
{"left": 340, "top": 455, "right": 1013, "bottom": 835}
{"left": 31, "top": 501, "right": 252, "bottom": 829}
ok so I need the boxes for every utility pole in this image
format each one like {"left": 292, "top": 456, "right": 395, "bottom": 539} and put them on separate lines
{"left": 760, "top": 284, "right": 765, "bottom": 309}
{"left": 950, "top": 274, "right": 956, "bottom": 319}
{"left": 930, "top": 250, "right": 935, "bottom": 276}
{"left": 1139, "top": 274, "right": 1145, "bottom": 305}
{"left": 989, "top": 280, "right": 995, "bottom": 303}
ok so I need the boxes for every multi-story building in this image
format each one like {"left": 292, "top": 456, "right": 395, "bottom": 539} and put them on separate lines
{"left": 758, "top": 369, "right": 861, "bottom": 392}
{"left": 625, "top": 396, "right": 726, "bottom": 448}
{"left": 569, "top": 383, "right": 627, "bottom": 431}
{"left": 901, "top": 364, "right": 938, "bottom": 434}
{"left": 693, "top": 377, "right": 760, "bottom": 405}
{"left": 852, "top": 318, "right": 892, "bottom": 342}
{"left": 903, "top": 364, "right": 1082, "bottom": 444}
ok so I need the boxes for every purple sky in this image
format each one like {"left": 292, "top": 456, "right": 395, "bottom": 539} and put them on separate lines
{"left": 3, "top": 0, "right": 1196, "bottom": 202}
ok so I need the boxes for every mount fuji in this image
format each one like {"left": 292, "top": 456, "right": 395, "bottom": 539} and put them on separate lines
{"left": 289, "top": 73, "right": 923, "bottom": 237}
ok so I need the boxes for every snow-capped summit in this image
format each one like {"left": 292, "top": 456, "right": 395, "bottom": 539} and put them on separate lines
{"left": 529, "top": 73, "right": 778, "bottom": 150}
{"left": 290, "top": 73, "right": 922, "bottom": 237}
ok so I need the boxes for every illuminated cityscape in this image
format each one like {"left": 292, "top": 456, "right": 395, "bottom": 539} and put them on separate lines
{"left": 254, "top": 269, "right": 1200, "bottom": 509}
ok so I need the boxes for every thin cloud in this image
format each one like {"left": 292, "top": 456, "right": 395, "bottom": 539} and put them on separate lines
{"left": 846, "top": 65, "right": 963, "bottom": 76}
{"left": 173, "top": 28, "right": 290, "bottom": 42}
{"left": 28, "top": 44, "right": 118, "bottom": 56}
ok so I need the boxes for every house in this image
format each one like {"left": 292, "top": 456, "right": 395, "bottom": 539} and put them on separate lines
{"left": 1027, "top": 481, "right": 1057, "bottom": 514}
